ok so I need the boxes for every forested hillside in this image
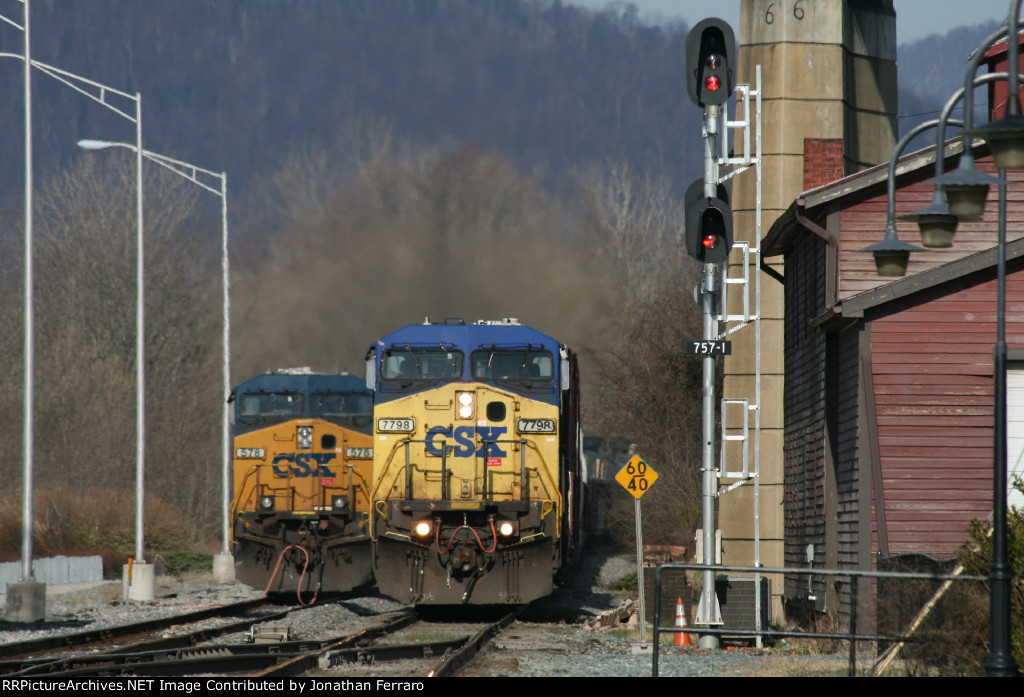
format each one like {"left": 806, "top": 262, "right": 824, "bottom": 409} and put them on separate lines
{"left": 0, "top": 0, "right": 696, "bottom": 202}
{"left": 0, "top": 2, "right": 1000, "bottom": 206}
{"left": 897, "top": 18, "right": 1002, "bottom": 151}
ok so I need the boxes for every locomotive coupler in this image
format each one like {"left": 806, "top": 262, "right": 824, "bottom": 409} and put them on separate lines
{"left": 450, "top": 545, "right": 477, "bottom": 573}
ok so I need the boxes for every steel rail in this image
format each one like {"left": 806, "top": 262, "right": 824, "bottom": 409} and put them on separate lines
{"left": 0, "top": 597, "right": 276, "bottom": 661}
{"left": 428, "top": 609, "right": 519, "bottom": 677}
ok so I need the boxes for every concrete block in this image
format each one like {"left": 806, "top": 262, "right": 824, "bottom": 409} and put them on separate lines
{"left": 213, "top": 554, "right": 235, "bottom": 583}
{"left": 5, "top": 581, "right": 45, "bottom": 623}
{"left": 128, "top": 562, "right": 155, "bottom": 602}
{"left": 723, "top": 320, "right": 785, "bottom": 374}
{"left": 718, "top": 481, "right": 785, "bottom": 537}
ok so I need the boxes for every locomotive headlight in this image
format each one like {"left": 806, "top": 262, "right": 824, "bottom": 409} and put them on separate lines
{"left": 297, "top": 426, "right": 313, "bottom": 448}
{"left": 456, "top": 391, "right": 475, "bottom": 420}
{"left": 497, "top": 520, "right": 517, "bottom": 537}
{"left": 259, "top": 495, "right": 274, "bottom": 511}
{"left": 331, "top": 496, "right": 347, "bottom": 510}
{"left": 413, "top": 519, "right": 433, "bottom": 537}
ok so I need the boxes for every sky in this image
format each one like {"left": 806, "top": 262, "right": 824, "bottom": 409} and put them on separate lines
{"left": 570, "top": 1, "right": 1011, "bottom": 44}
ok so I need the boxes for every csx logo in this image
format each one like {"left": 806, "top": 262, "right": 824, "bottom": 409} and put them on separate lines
{"left": 272, "top": 452, "right": 337, "bottom": 478}
{"left": 425, "top": 426, "right": 507, "bottom": 458}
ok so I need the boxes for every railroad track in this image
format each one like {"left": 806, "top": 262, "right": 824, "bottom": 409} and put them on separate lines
{"left": 0, "top": 597, "right": 280, "bottom": 663}
{"left": 308, "top": 609, "right": 520, "bottom": 678}
{"left": 1, "top": 611, "right": 416, "bottom": 678}
{"left": 1, "top": 604, "right": 520, "bottom": 678}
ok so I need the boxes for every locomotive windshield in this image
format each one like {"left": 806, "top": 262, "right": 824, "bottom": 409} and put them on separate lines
{"left": 312, "top": 391, "right": 372, "bottom": 416}
{"left": 311, "top": 390, "right": 372, "bottom": 431}
{"left": 471, "top": 348, "right": 553, "bottom": 382}
{"left": 237, "top": 390, "right": 304, "bottom": 426}
{"left": 381, "top": 347, "right": 463, "bottom": 381}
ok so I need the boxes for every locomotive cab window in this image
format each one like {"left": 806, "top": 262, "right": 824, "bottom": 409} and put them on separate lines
{"left": 471, "top": 348, "right": 553, "bottom": 382}
{"left": 381, "top": 348, "right": 463, "bottom": 381}
{"left": 312, "top": 391, "right": 372, "bottom": 416}
{"left": 312, "top": 390, "right": 373, "bottom": 431}
{"left": 237, "top": 391, "right": 304, "bottom": 425}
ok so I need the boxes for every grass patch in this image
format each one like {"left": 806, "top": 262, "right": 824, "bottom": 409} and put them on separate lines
{"left": 609, "top": 572, "right": 637, "bottom": 591}
{"left": 0, "top": 487, "right": 197, "bottom": 576}
{"left": 155, "top": 551, "right": 212, "bottom": 576}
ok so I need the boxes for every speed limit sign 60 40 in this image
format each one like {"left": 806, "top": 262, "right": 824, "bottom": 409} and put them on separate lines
{"left": 615, "top": 454, "right": 658, "bottom": 499}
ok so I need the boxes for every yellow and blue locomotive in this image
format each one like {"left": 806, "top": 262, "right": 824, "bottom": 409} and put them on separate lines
{"left": 367, "top": 318, "right": 585, "bottom": 604}
{"left": 231, "top": 369, "right": 374, "bottom": 598}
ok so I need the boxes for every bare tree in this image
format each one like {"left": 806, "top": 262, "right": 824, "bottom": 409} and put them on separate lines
{"left": 0, "top": 154, "right": 223, "bottom": 544}
{"left": 575, "top": 163, "right": 706, "bottom": 547}
{"left": 232, "top": 139, "right": 614, "bottom": 382}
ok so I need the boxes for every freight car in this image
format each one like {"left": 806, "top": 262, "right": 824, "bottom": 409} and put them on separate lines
{"left": 367, "top": 318, "right": 585, "bottom": 604}
{"left": 231, "top": 368, "right": 374, "bottom": 599}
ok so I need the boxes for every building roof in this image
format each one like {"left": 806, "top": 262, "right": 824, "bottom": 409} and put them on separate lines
{"left": 756, "top": 131, "right": 1024, "bottom": 324}
{"left": 762, "top": 138, "right": 966, "bottom": 258}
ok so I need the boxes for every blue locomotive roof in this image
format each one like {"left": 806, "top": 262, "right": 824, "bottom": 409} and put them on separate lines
{"left": 234, "top": 371, "right": 370, "bottom": 399}
{"left": 373, "top": 319, "right": 563, "bottom": 405}
{"left": 233, "top": 371, "right": 373, "bottom": 435}
{"left": 376, "top": 320, "right": 558, "bottom": 353}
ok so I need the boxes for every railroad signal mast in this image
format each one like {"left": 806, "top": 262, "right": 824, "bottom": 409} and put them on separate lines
{"left": 685, "top": 17, "right": 736, "bottom": 649}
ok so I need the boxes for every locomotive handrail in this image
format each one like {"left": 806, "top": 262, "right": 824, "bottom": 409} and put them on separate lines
{"left": 477, "top": 437, "right": 563, "bottom": 537}
{"left": 478, "top": 438, "right": 527, "bottom": 501}
{"left": 234, "top": 459, "right": 371, "bottom": 515}
{"left": 370, "top": 437, "right": 413, "bottom": 504}
{"left": 230, "top": 464, "right": 262, "bottom": 517}
{"left": 516, "top": 439, "right": 562, "bottom": 515}
{"left": 369, "top": 435, "right": 565, "bottom": 538}
{"left": 373, "top": 500, "right": 389, "bottom": 524}
{"left": 348, "top": 464, "right": 373, "bottom": 511}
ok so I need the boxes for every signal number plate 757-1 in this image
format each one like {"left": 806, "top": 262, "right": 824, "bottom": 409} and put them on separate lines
{"left": 686, "top": 340, "right": 731, "bottom": 356}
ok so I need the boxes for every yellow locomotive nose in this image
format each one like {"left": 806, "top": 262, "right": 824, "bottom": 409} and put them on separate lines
{"left": 369, "top": 319, "right": 582, "bottom": 605}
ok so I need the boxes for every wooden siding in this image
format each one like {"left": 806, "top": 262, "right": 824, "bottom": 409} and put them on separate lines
{"left": 783, "top": 231, "right": 829, "bottom": 604}
{"left": 838, "top": 162, "right": 1024, "bottom": 301}
{"left": 779, "top": 140, "right": 1024, "bottom": 632}
{"left": 836, "top": 323, "right": 866, "bottom": 632}
{"left": 865, "top": 270, "right": 1024, "bottom": 557}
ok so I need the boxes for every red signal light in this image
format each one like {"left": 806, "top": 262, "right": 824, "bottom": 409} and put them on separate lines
{"left": 702, "top": 234, "right": 719, "bottom": 249}
{"left": 705, "top": 75, "right": 721, "bottom": 92}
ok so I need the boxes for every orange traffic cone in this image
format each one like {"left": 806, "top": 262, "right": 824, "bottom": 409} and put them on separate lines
{"left": 673, "top": 597, "right": 693, "bottom": 646}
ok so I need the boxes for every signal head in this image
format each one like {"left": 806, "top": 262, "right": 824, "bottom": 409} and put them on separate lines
{"left": 686, "top": 18, "right": 736, "bottom": 107}
{"left": 685, "top": 179, "right": 733, "bottom": 264}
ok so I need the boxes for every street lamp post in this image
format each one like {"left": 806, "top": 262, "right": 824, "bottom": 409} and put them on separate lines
{"left": 0, "top": 0, "right": 46, "bottom": 624}
{"left": 1, "top": 0, "right": 154, "bottom": 615}
{"left": 78, "top": 140, "right": 234, "bottom": 581}
{"left": 29, "top": 69, "right": 152, "bottom": 600}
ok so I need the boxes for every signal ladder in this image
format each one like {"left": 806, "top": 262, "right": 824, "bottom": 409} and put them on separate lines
{"left": 712, "top": 66, "right": 766, "bottom": 646}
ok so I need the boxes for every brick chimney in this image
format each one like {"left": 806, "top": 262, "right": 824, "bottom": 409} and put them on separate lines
{"left": 803, "top": 138, "right": 844, "bottom": 190}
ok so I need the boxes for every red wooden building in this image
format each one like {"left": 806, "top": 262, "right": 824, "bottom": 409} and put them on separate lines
{"left": 761, "top": 135, "right": 1024, "bottom": 630}
{"left": 758, "top": 29, "right": 1024, "bottom": 633}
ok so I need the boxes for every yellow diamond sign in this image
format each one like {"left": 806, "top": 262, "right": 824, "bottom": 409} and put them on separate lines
{"left": 615, "top": 454, "right": 658, "bottom": 499}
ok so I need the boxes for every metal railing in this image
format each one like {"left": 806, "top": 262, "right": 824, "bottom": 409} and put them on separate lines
{"left": 651, "top": 562, "right": 990, "bottom": 677}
